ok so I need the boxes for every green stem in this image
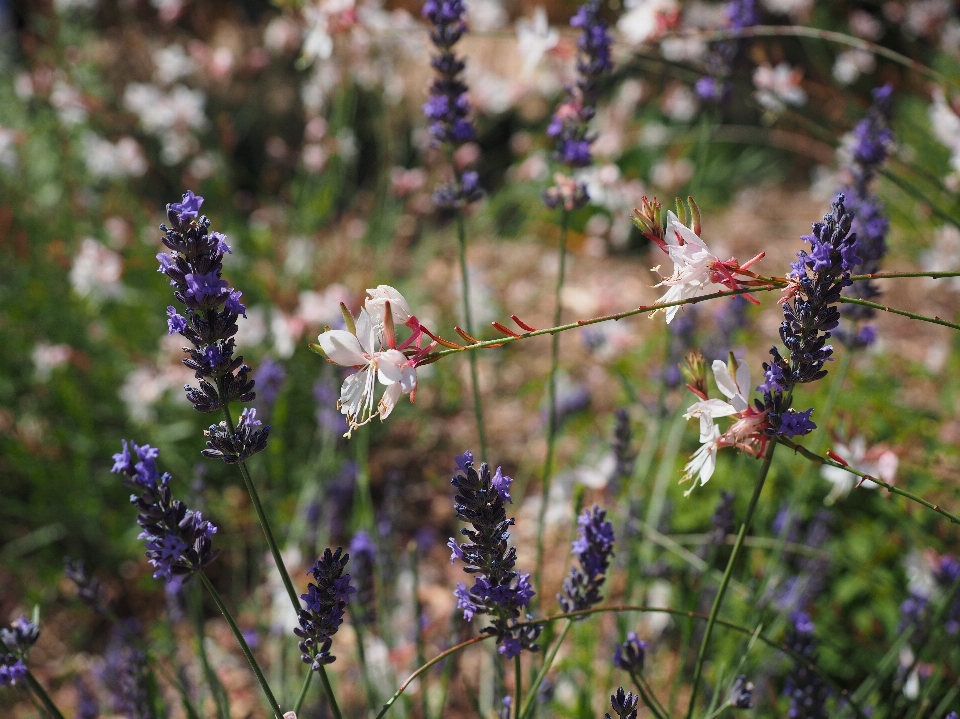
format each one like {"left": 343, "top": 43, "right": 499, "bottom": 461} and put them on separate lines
{"left": 190, "top": 583, "right": 231, "bottom": 719}
{"left": 199, "top": 573, "right": 284, "bottom": 719}
{"left": 518, "top": 620, "right": 571, "bottom": 719}
{"left": 685, "top": 439, "right": 778, "bottom": 719}
{"left": 778, "top": 437, "right": 960, "bottom": 525}
{"left": 424, "top": 271, "right": 960, "bottom": 361}
{"left": 514, "top": 654, "right": 522, "bottom": 719}
{"left": 535, "top": 210, "right": 569, "bottom": 611}
{"left": 355, "top": 624, "right": 380, "bottom": 715}
{"left": 218, "top": 402, "right": 343, "bottom": 719}
{"left": 455, "top": 209, "right": 488, "bottom": 459}
{"left": 410, "top": 543, "right": 430, "bottom": 719}
{"left": 837, "top": 297, "right": 960, "bottom": 332}
{"left": 629, "top": 671, "right": 668, "bottom": 719}
{"left": 294, "top": 671, "right": 313, "bottom": 714}
{"left": 376, "top": 604, "right": 869, "bottom": 719}
{"left": 670, "top": 25, "right": 959, "bottom": 90}
{"left": 24, "top": 671, "right": 66, "bottom": 719}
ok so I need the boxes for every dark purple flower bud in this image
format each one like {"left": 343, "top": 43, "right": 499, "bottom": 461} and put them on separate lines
{"left": 611, "top": 409, "right": 636, "bottom": 484}
{"left": 202, "top": 407, "right": 270, "bottom": 464}
{"left": 295, "top": 547, "right": 354, "bottom": 669}
{"left": 612, "top": 632, "right": 647, "bottom": 672}
{"left": 728, "top": 674, "right": 754, "bottom": 709}
{"left": 606, "top": 687, "right": 639, "bottom": 719}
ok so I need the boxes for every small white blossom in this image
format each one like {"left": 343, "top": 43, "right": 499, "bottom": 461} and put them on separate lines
{"left": 753, "top": 63, "right": 807, "bottom": 113}
{"left": 652, "top": 212, "right": 725, "bottom": 323}
{"left": 70, "top": 239, "right": 124, "bottom": 299}
{"left": 820, "top": 436, "right": 898, "bottom": 504}
{"left": 516, "top": 8, "right": 559, "bottom": 77}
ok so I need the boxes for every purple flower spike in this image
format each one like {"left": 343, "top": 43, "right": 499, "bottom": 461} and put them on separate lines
{"left": 560, "top": 505, "right": 615, "bottom": 612}
{"left": 294, "top": 547, "right": 354, "bottom": 669}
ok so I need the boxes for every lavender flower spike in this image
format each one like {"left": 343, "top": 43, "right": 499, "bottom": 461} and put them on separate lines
{"left": 783, "top": 611, "right": 829, "bottom": 719}
{"left": 294, "top": 547, "right": 355, "bottom": 669}
{"left": 0, "top": 616, "right": 39, "bottom": 688}
{"left": 544, "top": 0, "right": 612, "bottom": 210}
{"left": 759, "top": 195, "right": 861, "bottom": 438}
{"left": 448, "top": 451, "right": 541, "bottom": 658}
{"left": 606, "top": 688, "right": 639, "bottom": 719}
{"left": 157, "top": 191, "right": 269, "bottom": 463}
{"left": 559, "top": 505, "right": 615, "bottom": 612}
{"left": 697, "top": 0, "right": 758, "bottom": 102}
{"left": 612, "top": 632, "right": 647, "bottom": 673}
{"left": 422, "top": 0, "right": 481, "bottom": 208}
{"left": 112, "top": 440, "right": 219, "bottom": 583}
{"left": 837, "top": 84, "right": 894, "bottom": 345}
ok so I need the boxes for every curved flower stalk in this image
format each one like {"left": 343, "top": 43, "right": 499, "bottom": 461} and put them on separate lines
{"left": 112, "top": 439, "right": 219, "bottom": 582}
{"left": 632, "top": 197, "right": 765, "bottom": 324}
{"left": 313, "top": 285, "right": 435, "bottom": 437}
{"left": 448, "top": 451, "right": 541, "bottom": 658}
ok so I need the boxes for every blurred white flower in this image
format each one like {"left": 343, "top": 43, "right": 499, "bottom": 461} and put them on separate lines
{"left": 516, "top": 8, "right": 559, "bottom": 77}
{"left": 50, "top": 79, "right": 87, "bottom": 125}
{"left": 661, "top": 84, "right": 699, "bottom": 122}
{"left": 0, "top": 128, "right": 18, "bottom": 170}
{"left": 235, "top": 306, "right": 268, "bottom": 348}
{"left": 832, "top": 49, "right": 875, "bottom": 86}
{"left": 753, "top": 63, "right": 806, "bottom": 112}
{"left": 296, "top": 284, "right": 351, "bottom": 327}
{"left": 650, "top": 157, "right": 694, "bottom": 191}
{"left": 265, "top": 16, "right": 302, "bottom": 54}
{"left": 848, "top": 9, "right": 883, "bottom": 40}
{"left": 617, "top": 0, "right": 678, "bottom": 45}
{"left": 660, "top": 37, "right": 706, "bottom": 62}
{"left": 469, "top": 0, "right": 508, "bottom": 32}
{"left": 152, "top": 44, "right": 197, "bottom": 85}
{"left": 70, "top": 239, "right": 123, "bottom": 299}
{"left": 820, "top": 436, "right": 898, "bottom": 504}
{"left": 920, "top": 225, "right": 960, "bottom": 290}
{"left": 32, "top": 343, "right": 72, "bottom": 381}
{"left": 929, "top": 88, "right": 960, "bottom": 174}
{"left": 83, "top": 134, "right": 148, "bottom": 179}
{"left": 760, "top": 0, "right": 812, "bottom": 21}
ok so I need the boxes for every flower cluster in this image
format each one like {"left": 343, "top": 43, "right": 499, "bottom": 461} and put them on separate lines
{"left": 348, "top": 531, "right": 377, "bottom": 626}
{"left": 612, "top": 633, "right": 647, "bottom": 673}
{"left": 0, "top": 617, "right": 39, "bottom": 688}
{"left": 315, "top": 285, "right": 433, "bottom": 437}
{"left": 696, "top": 0, "right": 759, "bottom": 102}
{"left": 783, "top": 612, "right": 829, "bottom": 719}
{"left": 112, "top": 439, "right": 219, "bottom": 582}
{"left": 422, "top": 0, "right": 481, "bottom": 208}
{"left": 543, "top": 0, "right": 612, "bottom": 210}
{"left": 611, "top": 408, "right": 636, "bottom": 488}
{"left": 837, "top": 84, "right": 894, "bottom": 345}
{"left": 102, "top": 626, "right": 152, "bottom": 719}
{"left": 632, "top": 198, "right": 764, "bottom": 324}
{"left": 294, "top": 547, "right": 355, "bottom": 669}
{"left": 202, "top": 407, "right": 270, "bottom": 464}
{"left": 605, "top": 687, "right": 639, "bottom": 719}
{"left": 158, "top": 191, "right": 269, "bottom": 462}
{"left": 559, "top": 505, "right": 615, "bottom": 613}
{"left": 448, "top": 451, "right": 541, "bottom": 658}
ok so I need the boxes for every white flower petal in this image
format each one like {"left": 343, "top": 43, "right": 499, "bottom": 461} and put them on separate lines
{"left": 365, "top": 285, "right": 413, "bottom": 324}
{"left": 339, "top": 370, "right": 367, "bottom": 417}
{"left": 318, "top": 330, "right": 366, "bottom": 367}
{"left": 355, "top": 308, "right": 377, "bottom": 354}
{"left": 378, "top": 381, "right": 401, "bottom": 419}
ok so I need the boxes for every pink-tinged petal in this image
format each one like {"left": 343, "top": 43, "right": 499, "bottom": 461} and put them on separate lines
{"left": 400, "top": 365, "right": 417, "bottom": 394}
{"left": 355, "top": 308, "right": 377, "bottom": 354}
{"left": 377, "top": 350, "right": 406, "bottom": 385}
{"left": 319, "top": 330, "right": 366, "bottom": 367}
{"left": 378, "top": 381, "right": 402, "bottom": 420}
{"left": 366, "top": 285, "right": 413, "bottom": 324}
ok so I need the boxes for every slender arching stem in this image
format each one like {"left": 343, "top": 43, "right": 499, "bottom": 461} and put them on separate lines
{"left": 667, "top": 25, "right": 959, "bottom": 91}
{"left": 837, "top": 297, "right": 960, "bottom": 332}
{"left": 518, "top": 619, "right": 571, "bottom": 719}
{"left": 778, "top": 437, "right": 960, "bottom": 526}
{"left": 24, "top": 672, "right": 66, "bottom": 719}
{"left": 455, "top": 208, "right": 488, "bottom": 459}
{"left": 199, "top": 573, "right": 285, "bottom": 719}
{"left": 294, "top": 671, "right": 314, "bottom": 714}
{"left": 374, "top": 604, "right": 870, "bottom": 719}
{"left": 218, "top": 397, "right": 343, "bottom": 719}
{"left": 425, "top": 271, "right": 960, "bottom": 360}
{"left": 535, "top": 210, "right": 570, "bottom": 611}
{"left": 686, "top": 439, "right": 779, "bottom": 719}
{"left": 513, "top": 654, "right": 522, "bottom": 719}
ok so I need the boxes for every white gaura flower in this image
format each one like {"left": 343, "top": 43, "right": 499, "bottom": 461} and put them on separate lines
{"left": 682, "top": 423, "right": 721, "bottom": 495}
{"left": 516, "top": 7, "right": 559, "bottom": 77}
{"left": 316, "top": 285, "right": 432, "bottom": 437}
{"left": 652, "top": 211, "right": 724, "bottom": 323}
{"left": 821, "top": 436, "right": 898, "bottom": 505}
{"left": 711, "top": 358, "right": 750, "bottom": 412}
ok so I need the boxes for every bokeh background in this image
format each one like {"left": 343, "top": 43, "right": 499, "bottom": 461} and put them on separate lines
{"left": 2, "top": 0, "right": 960, "bottom": 717}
